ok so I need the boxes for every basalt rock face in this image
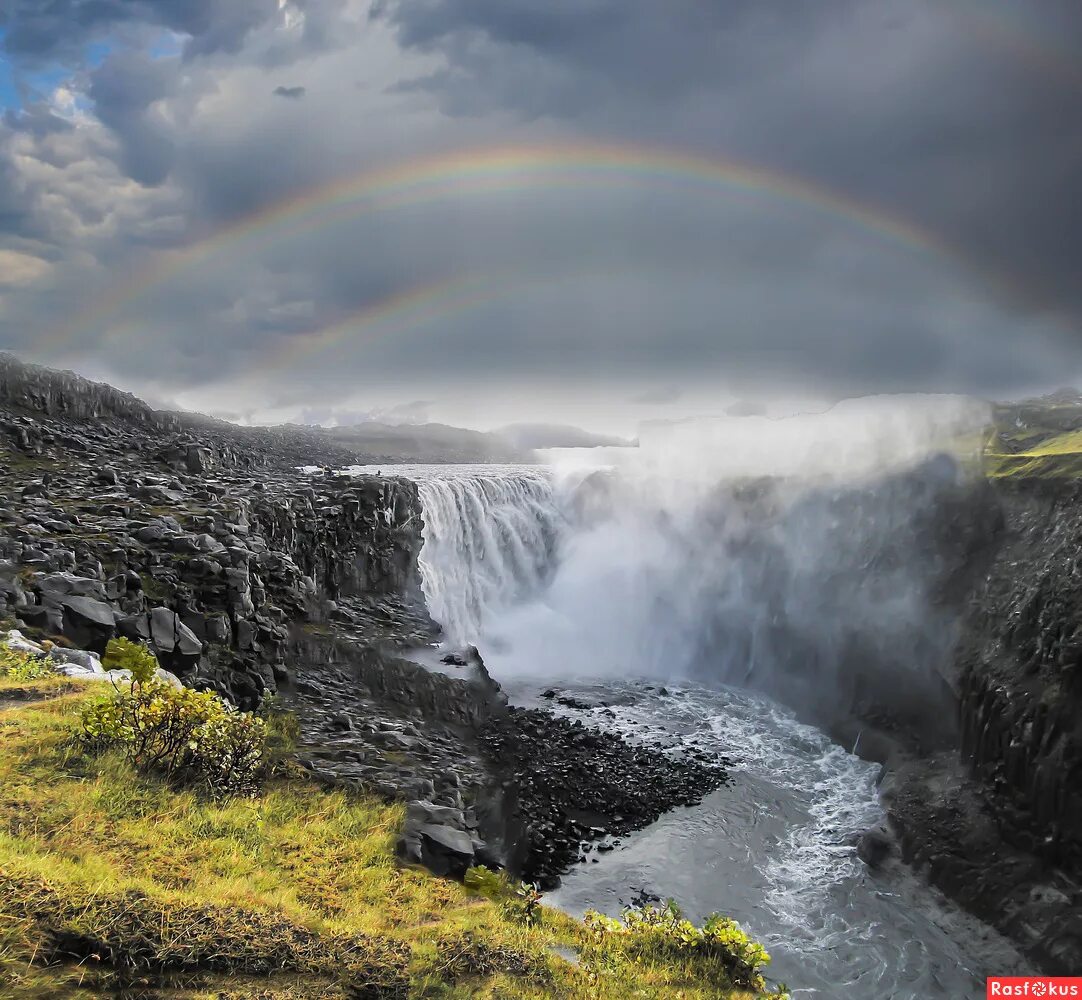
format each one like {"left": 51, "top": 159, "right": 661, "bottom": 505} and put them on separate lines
{"left": 0, "top": 355, "right": 538, "bottom": 881}
{"left": 957, "top": 479, "right": 1082, "bottom": 871}
{"left": 0, "top": 354, "right": 432, "bottom": 708}
{"left": 883, "top": 478, "right": 1082, "bottom": 973}
{"left": 0, "top": 352, "right": 173, "bottom": 429}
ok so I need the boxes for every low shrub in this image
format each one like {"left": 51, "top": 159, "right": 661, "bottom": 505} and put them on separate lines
{"left": 0, "top": 646, "right": 53, "bottom": 682}
{"left": 79, "top": 638, "right": 269, "bottom": 798}
{"left": 584, "top": 900, "right": 773, "bottom": 991}
{"left": 464, "top": 865, "right": 542, "bottom": 926}
{"left": 100, "top": 635, "right": 158, "bottom": 680}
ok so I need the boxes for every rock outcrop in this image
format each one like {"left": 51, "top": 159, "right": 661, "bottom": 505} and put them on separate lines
{"left": 881, "top": 477, "right": 1082, "bottom": 973}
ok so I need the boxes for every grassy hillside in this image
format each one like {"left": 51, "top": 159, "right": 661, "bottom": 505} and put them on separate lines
{"left": 0, "top": 683, "right": 785, "bottom": 1000}
{"left": 984, "top": 393, "right": 1082, "bottom": 479}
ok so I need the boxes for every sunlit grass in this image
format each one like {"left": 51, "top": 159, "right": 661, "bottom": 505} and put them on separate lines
{"left": 0, "top": 684, "right": 781, "bottom": 999}
{"left": 983, "top": 427, "right": 1082, "bottom": 479}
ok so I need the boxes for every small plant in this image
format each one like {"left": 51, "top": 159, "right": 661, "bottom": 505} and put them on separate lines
{"left": 101, "top": 636, "right": 158, "bottom": 683}
{"left": 0, "top": 646, "right": 53, "bottom": 682}
{"left": 506, "top": 879, "right": 543, "bottom": 926}
{"left": 464, "top": 865, "right": 542, "bottom": 926}
{"left": 79, "top": 639, "right": 268, "bottom": 799}
{"left": 464, "top": 865, "right": 504, "bottom": 898}
{"left": 584, "top": 900, "right": 773, "bottom": 991}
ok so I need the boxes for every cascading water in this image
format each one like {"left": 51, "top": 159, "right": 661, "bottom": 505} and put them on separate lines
{"left": 408, "top": 465, "right": 561, "bottom": 644}
{"left": 347, "top": 396, "right": 1021, "bottom": 998}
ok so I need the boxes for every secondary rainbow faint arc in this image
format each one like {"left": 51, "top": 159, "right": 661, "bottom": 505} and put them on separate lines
{"left": 249, "top": 274, "right": 500, "bottom": 381}
{"left": 233, "top": 263, "right": 635, "bottom": 384}
{"left": 49, "top": 140, "right": 983, "bottom": 353}
{"left": 951, "top": 0, "right": 1082, "bottom": 88}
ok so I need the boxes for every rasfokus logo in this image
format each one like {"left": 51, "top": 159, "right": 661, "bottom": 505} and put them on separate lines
{"left": 987, "top": 979, "right": 1082, "bottom": 997}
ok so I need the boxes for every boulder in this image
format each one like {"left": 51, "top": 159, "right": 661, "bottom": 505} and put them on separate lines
{"left": 856, "top": 826, "right": 895, "bottom": 869}
{"left": 134, "top": 524, "right": 169, "bottom": 544}
{"left": 418, "top": 823, "right": 477, "bottom": 878}
{"left": 0, "top": 560, "right": 27, "bottom": 607}
{"left": 60, "top": 595, "right": 117, "bottom": 653}
{"left": 15, "top": 604, "right": 56, "bottom": 631}
{"left": 186, "top": 445, "right": 211, "bottom": 474}
{"left": 37, "top": 572, "right": 107, "bottom": 604}
{"left": 2, "top": 628, "right": 46, "bottom": 657}
{"left": 116, "top": 613, "right": 152, "bottom": 642}
{"left": 115, "top": 608, "right": 203, "bottom": 676}
{"left": 49, "top": 646, "right": 103, "bottom": 673}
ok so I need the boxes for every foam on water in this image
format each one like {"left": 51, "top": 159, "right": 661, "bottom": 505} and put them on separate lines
{"left": 520, "top": 680, "right": 1023, "bottom": 998}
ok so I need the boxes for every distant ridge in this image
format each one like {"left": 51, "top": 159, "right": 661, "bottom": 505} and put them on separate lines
{"left": 495, "top": 422, "right": 631, "bottom": 451}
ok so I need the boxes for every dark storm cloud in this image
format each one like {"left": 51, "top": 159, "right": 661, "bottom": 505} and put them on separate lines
{"left": 0, "top": 0, "right": 294, "bottom": 61}
{"left": 87, "top": 50, "right": 176, "bottom": 185}
{"left": 0, "top": 0, "right": 1079, "bottom": 413}
{"left": 374, "top": 0, "right": 1082, "bottom": 331}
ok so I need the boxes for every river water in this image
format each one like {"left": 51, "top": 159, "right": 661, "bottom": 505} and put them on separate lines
{"left": 347, "top": 421, "right": 1027, "bottom": 998}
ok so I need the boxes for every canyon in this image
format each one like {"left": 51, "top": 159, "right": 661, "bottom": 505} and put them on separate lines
{"left": 0, "top": 353, "right": 1079, "bottom": 984}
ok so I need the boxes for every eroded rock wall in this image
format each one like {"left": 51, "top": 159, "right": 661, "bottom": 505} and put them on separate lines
{"left": 955, "top": 479, "right": 1082, "bottom": 868}
{"left": 883, "top": 478, "right": 1082, "bottom": 971}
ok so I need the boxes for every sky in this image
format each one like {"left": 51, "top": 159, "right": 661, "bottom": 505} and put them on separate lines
{"left": 0, "top": 0, "right": 1079, "bottom": 435}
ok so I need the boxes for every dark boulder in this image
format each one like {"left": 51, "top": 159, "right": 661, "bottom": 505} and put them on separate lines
{"left": 418, "top": 824, "right": 477, "bottom": 878}
{"left": 856, "top": 826, "right": 895, "bottom": 868}
{"left": 60, "top": 595, "right": 117, "bottom": 653}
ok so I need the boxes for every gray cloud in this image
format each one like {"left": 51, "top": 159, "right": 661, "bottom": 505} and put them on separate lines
{"left": 1, "top": 0, "right": 264, "bottom": 61}
{"left": 0, "top": 0, "right": 1078, "bottom": 426}
{"left": 374, "top": 0, "right": 1082, "bottom": 329}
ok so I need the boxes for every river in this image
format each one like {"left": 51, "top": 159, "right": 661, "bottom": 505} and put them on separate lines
{"left": 348, "top": 422, "right": 1026, "bottom": 998}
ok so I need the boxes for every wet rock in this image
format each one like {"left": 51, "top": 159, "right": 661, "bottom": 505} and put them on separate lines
{"left": 856, "top": 826, "right": 894, "bottom": 868}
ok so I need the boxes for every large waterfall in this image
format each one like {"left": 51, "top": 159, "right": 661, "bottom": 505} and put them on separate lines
{"left": 400, "top": 396, "right": 991, "bottom": 734}
{"left": 353, "top": 396, "right": 1021, "bottom": 1000}
{"left": 414, "top": 467, "right": 562, "bottom": 644}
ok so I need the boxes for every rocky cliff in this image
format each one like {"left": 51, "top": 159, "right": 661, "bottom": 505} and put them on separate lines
{"left": 0, "top": 354, "right": 717, "bottom": 887}
{"left": 882, "top": 477, "right": 1082, "bottom": 972}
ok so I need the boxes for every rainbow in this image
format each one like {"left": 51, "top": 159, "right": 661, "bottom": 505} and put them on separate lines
{"left": 48, "top": 140, "right": 987, "bottom": 356}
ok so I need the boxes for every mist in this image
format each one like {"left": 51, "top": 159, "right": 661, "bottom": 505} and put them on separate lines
{"left": 415, "top": 395, "right": 996, "bottom": 739}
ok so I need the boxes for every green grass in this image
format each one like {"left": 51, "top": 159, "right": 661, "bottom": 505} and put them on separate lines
{"left": 983, "top": 427, "right": 1082, "bottom": 479}
{"left": 0, "top": 683, "right": 785, "bottom": 999}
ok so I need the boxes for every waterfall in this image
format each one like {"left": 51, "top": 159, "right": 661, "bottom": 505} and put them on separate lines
{"left": 403, "top": 395, "right": 992, "bottom": 733}
{"left": 415, "top": 469, "right": 562, "bottom": 644}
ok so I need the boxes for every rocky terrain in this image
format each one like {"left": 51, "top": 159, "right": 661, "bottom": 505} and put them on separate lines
{"left": 481, "top": 706, "right": 730, "bottom": 887}
{"left": 0, "top": 353, "right": 722, "bottom": 887}
{"left": 877, "top": 476, "right": 1082, "bottom": 973}
{"left": 4, "top": 352, "right": 1082, "bottom": 974}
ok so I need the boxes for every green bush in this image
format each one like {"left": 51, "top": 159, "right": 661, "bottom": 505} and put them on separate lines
{"left": 584, "top": 901, "right": 773, "bottom": 991}
{"left": 464, "top": 865, "right": 542, "bottom": 926}
{"left": 0, "top": 646, "right": 53, "bottom": 682}
{"left": 100, "top": 636, "right": 158, "bottom": 683}
{"left": 79, "top": 640, "right": 268, "bottom": 799}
